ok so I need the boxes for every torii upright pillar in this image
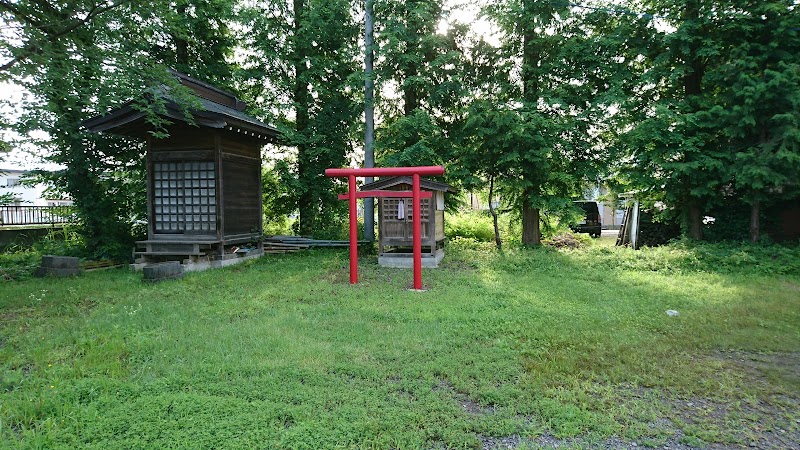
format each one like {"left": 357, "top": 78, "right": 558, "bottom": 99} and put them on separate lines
{"left": 325, "top": 166, "right": 445, "bottom": 290}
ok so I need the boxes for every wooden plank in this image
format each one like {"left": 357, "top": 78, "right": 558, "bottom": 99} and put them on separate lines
{"left": 221, "top": 139, "right": 260, "bottom": 158}
{"left": 151, "top": 150, "right": 215, "bottom": 161}
{"left": 215, "top": 131, "right": 224, "bottom": 250}
{"left": 146, "top": 137, "right": 155, "bottom": 240}
{"left": 138, "top": 239, "right": 221, "bottom": 244}
{"left": 220, "top": 151, "right": 259, "bottom": 164}
{"left": 263, "top": 244, "right": 311, "bottom": 249}
{"left": 262, "top": 236, "right": 367, "bottom": 250}
{"left": 135, "top": 251, "right": 205, "bottom": 256}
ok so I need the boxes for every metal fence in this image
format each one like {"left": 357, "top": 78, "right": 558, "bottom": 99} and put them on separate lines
{"left": 0, "top": 205, "right": 76, "bottom": 226}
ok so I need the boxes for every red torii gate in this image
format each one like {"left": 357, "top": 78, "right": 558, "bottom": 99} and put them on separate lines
{"left": 325, "top": 166, "right": 445, "bottom": 290}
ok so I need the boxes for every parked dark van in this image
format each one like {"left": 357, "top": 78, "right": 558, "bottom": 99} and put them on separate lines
{"left": 571, "top": 201, "right": 601, "bottom": 237}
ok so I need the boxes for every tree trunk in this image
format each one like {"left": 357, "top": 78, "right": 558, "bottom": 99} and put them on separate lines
{"left": 682, "top": 0, "right": 704, "bottom": 101}
{"left": 488, "top": 176, "right": 501, "bottom": 250}
{"left": 402, "top": 62, "right": 419, "bottom": 116}
{"left": 521, "top": 0, "right": 540, "bottom": 104}
{"left": 682, "top": 0, "right": 705, "bottom": 243}
{"left": 750, "top": 199, "right": 760, "bottom": 243}
{"left": 175, "top": 38, "right": 188, "bottom": 68}
{"left": 520, "top": 0, "right": 541, "bottom": 247}
{"left": 522, "top": 196, "right": 540, "bottom": 245}
{"left": 750, "top": 127, "right": 769, "bottom": 243}
{"left": 687, "top": 200, "right": 703, "bottom": 240}
{"left": 174, "top": 3, "right": 189, "bottom": 71}
{"left": 292, "top": 0, "right": 314, "bottom": 236}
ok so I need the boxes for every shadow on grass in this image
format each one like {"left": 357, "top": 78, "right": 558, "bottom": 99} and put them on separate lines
{"left": 1, "top": 241, "right": 799, "bottom": 449}
{"left": 426, "top": 239, "right": 800, "bottom": 448}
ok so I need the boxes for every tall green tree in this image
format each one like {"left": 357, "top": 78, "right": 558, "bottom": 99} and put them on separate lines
{"left": 374, "top": 0, "right": 467, "bottom": 170}
{"left": 709, "top": 0, "right": 800, "bottom": 241}
{"left": 454, "top": 101, "right": 534, "bottom": 249}
{"left": 482, "top": 0, "right": 632, "bottom": 245}
{"left": 243, "top": 0, "right": 360, "bottom": 236}
{"left": 163, "top": 0, "right": 237, "bottom": 87}
{"left": 616, "top": 0, "right": 799, "bottom": 241}
{"left": 1, "top": 1, "right": 150, "bottom": 257}
{"left": 612, "top": 0, "right": 730, "bottom": 240}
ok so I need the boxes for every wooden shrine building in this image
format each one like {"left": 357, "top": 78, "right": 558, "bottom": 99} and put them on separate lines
{"left": 83, "top": 71, "right": 280, "bottom": 269}
{"left": 361, "top": 176, "right": 453, "bottom": 268}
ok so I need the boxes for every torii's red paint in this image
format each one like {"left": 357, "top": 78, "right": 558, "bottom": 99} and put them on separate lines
{"left": 325, "top": 166, "right": 445, "bottom": 289}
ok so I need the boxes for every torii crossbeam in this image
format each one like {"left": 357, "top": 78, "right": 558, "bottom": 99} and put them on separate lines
{"left": 325, "top": 166, "right": 445, "bottom": 290}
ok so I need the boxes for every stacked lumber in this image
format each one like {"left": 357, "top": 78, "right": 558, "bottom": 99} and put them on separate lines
{"left": 263, "top": 239, "right": 311, "bottom": 254}
{"left": 263, "top": 235, "right": 366, "bottom": 254}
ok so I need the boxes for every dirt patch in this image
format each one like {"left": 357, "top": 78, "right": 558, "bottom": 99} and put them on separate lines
{"left": 0, "top": 311, "right": 20, "bottom": 321}
{"left": 543, "top": 233, "right": 586, "bottom": 249}
{"left": 522, "top": 433, "right": 643, "bottom": 449}
{"left": 519, "top": 432, "right": 732, "bottom": 449}
{"left": 322, "top": 259, "right": 405, "bottom": 285}
{"left": 480, "top": 434, "right": 521, "bottom": 449}
{"left": 717, "top": 350, "right": 800, "bottom": 386}
{"left": 479, "top": 351, "right": 800, "bottom": 449}
{"left": 657, "top": 395, "right": 800, "bottom": 449}
{"left": 320, "top": 266, "right": 352, "bottom": 284}
{"left": 434, "top": 378, "right": 495, "bottom": 415}
{"left": 0, "top": 307, "right": 36, "bottom": 336}
{"left": 438, "top": 258, "right": 480, "bottom": 272}
{"left": 485, "top": 418, "right": 798, "bottom": 450}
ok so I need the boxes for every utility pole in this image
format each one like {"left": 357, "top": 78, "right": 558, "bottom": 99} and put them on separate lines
{"left": 363, "top": 0, "right": 376, "bottom": 241}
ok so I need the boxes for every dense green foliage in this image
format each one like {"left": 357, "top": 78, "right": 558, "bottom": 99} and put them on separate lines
{"left": 2, "top": 241, "right": 799, "bottom": 448}
{"left": 374, "top": 0, "right": 468, "bottom": 172}
{"left": 240, "top": 0, "right": 361, "bottom": 236}
{"left": 445, "top": 212, "right": 497, "bottom": 242}
{"left": 0, "top": 0, "right": 240, "bottom": 259}
{"left": 0, "top": 228, "right": 86, "bottom": 281}
{"left": 0, "top": 0, "right": 798, "bottom": 252}
{"left": 615, "top": 0, "right": 800, "bottom": 241}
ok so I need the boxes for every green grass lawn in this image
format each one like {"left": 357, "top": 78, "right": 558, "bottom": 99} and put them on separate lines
{"left": 1, "top": 239, "right": 799, "bottom": 449}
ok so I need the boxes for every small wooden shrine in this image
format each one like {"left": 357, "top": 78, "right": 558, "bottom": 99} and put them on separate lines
{"left": 361, "top": 176, "right": 452, "bottom": 268}
{"left": 83, "top": 71, "right": 280, "bottom": 269}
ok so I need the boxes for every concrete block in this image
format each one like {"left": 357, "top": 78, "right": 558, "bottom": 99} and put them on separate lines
{"left": 35, "top": 255, "right": 81, "bottom": 277}
{"left": 41, "top": 255, "right": 80, "bottom": 269}
{"left": 378, "top": 249, "right": 445, "bottom": 268}
{"left": 142, "top": 261, "right": 184, "bottom": 282}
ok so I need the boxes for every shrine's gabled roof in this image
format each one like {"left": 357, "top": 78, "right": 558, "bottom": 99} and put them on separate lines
{"left": 82, "top": 70, "right": 280, "bottom": 143}
{"left": 361, "top": 176, "right": 454, "bottom": 193}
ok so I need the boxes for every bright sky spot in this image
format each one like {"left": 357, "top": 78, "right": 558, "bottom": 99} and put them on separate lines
{"left": 443, "top": 0, "right": 501, "bottom": 46}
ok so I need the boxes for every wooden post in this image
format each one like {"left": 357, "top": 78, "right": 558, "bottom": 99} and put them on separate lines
{"left": 348, "top": 174, "right": 358, "bottom": 284}
{"left": 412, "top": 173, "right": 422, "bottom": 290}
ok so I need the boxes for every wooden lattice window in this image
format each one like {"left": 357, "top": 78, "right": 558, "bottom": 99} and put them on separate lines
{"left": 382, "top": 198, "right": 430, "bottom": 221}
{"left": 153, "top": 161, "right": 217, "bottom": 233}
